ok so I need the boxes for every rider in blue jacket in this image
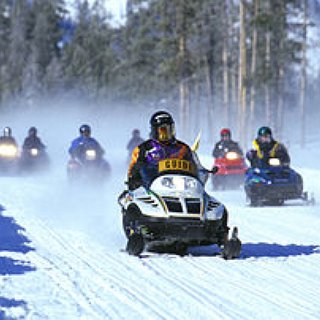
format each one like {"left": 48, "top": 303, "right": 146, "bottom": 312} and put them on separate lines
{"left": 68, "top": 124, "right": 104, "bottom": 160}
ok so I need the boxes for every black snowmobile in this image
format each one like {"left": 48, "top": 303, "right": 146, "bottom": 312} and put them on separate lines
{"left": 19, "top": 146, "right": 50, "bottom": 173}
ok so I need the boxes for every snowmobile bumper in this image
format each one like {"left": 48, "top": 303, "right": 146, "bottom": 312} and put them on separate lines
{"left": 245, "top": 183, "right": 303, "bottom": 201}
{"left": 132, "top": 215, "right": 227, "bottom": 246}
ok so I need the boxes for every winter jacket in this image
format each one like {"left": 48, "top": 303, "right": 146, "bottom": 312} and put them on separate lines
{"left": 23, "top": 136, "right": 46, "bottom": 150}
{"left": 128, "top": 138, "right": 197, "bottom": 189}
{"left": 212, "top": 140, "right": 243, "bottom": 158}
{"left": 246, "top": 138, "right": 290, "bottom": 167}
{"left": 68, "top": 136, "right": 104, "bottom": 159}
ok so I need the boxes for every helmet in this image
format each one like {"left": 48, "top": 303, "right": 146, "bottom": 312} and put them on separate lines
{"left": 220, "top": 128, "right": 231, "bottom": 138}
{"left": 3, "top": 127, "right": 12, "bottom": 137}
{"left": 258, "top": 126, "right": 272, "bottom": 137}
{"left": 29, "top": 126, "right": 37, "bottom": 136}
{"left": 132, "top": 129, "right": 140, "bottom": 137}
{"left": 79, "top": 124, "right": 91, "bottom": 136}
{"left": 150, "top": 111, "right": 175, "bottom": 142}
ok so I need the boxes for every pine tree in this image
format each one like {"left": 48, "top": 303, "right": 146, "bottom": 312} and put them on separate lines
{"left": 62, "top": 0, "right": 117, "bottom": 98}
{"left": 30, "top": 0, "right": 63, "bottom": 78}
{"left": 0, "top": 1, "right": 11, "bottom": 102}
{"left": 6, "top": 0, "right": 30, "bottom": 97}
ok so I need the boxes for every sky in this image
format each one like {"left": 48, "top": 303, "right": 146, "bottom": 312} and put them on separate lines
{"left": 67, "top": 0, "right": 127, "bottom": 25}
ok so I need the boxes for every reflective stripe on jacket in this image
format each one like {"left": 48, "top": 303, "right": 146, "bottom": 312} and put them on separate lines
{"left": 252, "top": 139, "right": 279, "bottom": 159}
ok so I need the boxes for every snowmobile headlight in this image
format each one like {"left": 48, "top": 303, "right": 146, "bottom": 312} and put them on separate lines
{"left": 269, "top": 158, "right": 281, "bottom": 166}
{"left": 0, "top": 144, "right": 18, "bottom": 158}
{"left": 161, "top": 177, "right": 174, "bottom": 188}
{"left": 159, "top": 176, "right": 185, "bottom": 190}
{"left": 185, "top": 177, "right": 198, "bottom": 190}
{"left": 30, "top": 148, "right": 38, "bottom": 156}
{"left": 85, "top": 149, "right": 96, "bottom": 160}
{"left": 226, "top": 151, "right": 239, "bottom": 160}
{"left": 153, "top": 176, "right": 201, "bottom": 192}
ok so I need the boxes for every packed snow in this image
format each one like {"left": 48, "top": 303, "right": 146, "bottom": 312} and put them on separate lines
{"left": 0, "top": 104, "right": 319, "bottom": 320}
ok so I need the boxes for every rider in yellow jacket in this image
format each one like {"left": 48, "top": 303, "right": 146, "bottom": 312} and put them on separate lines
{"left": 246, "top": 126, "right": 290, "bottom": 168}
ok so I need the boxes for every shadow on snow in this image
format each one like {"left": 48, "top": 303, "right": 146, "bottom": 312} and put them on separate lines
{"left": 0, "top": 214, "right": 34, "bottom": 255}
{"left": 0, "top": 297, "right": 27, "bottom": 319}
{"left": 188, "top": 242, "right": 319, "bottom": 259}
{"left": 0, "top": 205, "right": 35, "bottom": 318}
{"left": 240, "top": 242, "right": 319, "bottom": 259}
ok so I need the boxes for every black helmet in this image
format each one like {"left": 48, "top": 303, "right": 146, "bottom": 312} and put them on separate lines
{"left": 150, "top": 111, "right": 175, "bottom": 142}
{"left": 3, "top": 127, "right": 12, "bottom": 137}
{"left": 258, "top": 126, "right": 272, "bottom": 137}
{"left": 79, "top": 124, "right": 91, "bottom": 136}
{"left": 29, "top": 126, "right": 37, "bottom": 136}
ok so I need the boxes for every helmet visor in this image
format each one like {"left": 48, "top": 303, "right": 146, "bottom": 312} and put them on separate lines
{"left": 157, "top": 124, "right": 175, "bottom": 142}
{"left": 259, "top": 134, "right": 271, "bottom": 143}
{"left": 80, "top": 127, "right": 90, "bottom": 136}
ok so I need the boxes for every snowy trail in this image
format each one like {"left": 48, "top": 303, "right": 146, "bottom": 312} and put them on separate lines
{"left": 0, "top": 163, "right": 320, "bottom": 319}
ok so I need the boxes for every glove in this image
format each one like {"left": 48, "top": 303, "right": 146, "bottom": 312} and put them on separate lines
{"left": 246, "top": 149, "right": 257, "bottom": 161}
{"left": 128, "top": 177, "right": 142, "bottom": 191}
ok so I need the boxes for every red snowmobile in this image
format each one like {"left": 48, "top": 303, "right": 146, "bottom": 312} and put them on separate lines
{"left": 212, "top": 150, "right": 247, "bottom": 190}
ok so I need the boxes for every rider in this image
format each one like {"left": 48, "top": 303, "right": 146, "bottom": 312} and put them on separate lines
{"left": 128, "top": 111, "right": 197, "bottom": 190}
{"left": 22, "top": 127, "right": 46, "bottom": 151}
{"left": 212, "top": 128, "right": 243, "bottom": 158}
{"left": 0, "top": 127, "right": 18, "bottom": 146}
{"left": 127, "top": 129, "right": 144, "bottom": 157}
{"left": 246, "top": 126, "right": 290, "bottom": 167}
{"left": 68, "top": 124, "right": 105, "bottom": 161}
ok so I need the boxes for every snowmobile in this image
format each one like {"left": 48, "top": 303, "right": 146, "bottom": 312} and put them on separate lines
{"left": 0, "top": 142, "right": 19, "bottom": 175}
{"left": 212, "top": 150, "right": 247, "bottom": 190}
{"left": 245, "top": 158, "right": 314, "bottom": 206}
{"left": 67, "top": 146, "right": 111, "bottom": 183}
{"left": 118, "top": 158, "right": 241, "bottom": 258}
{"left": 19, "top": 146, "right": 49, "bottom": 173}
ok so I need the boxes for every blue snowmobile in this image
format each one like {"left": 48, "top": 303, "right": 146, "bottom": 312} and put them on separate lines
{"left": 245, "top": 158, "right": 314, "bottom": 206}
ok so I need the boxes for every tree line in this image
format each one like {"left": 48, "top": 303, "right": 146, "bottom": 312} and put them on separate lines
{"left": 0, "top": 0, "right": 319, "bottom": 146}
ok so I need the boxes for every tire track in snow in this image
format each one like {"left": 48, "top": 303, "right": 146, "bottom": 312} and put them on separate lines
{"left": 64, "top": 248, "right": 183, "bottom": 320}
{"left": 136, "top": 257, "right": 245, "bottom": 320}
{"left": 32, "top": 252, "right": 110, "bottom": 319}
{"left": 25, "top": 219, "right": 135, "bottom": 319}
{"left": 1, "top": 178, "right": 180, "bottom": 319}
{"left": 184, "top": 250, "right": 319, "bottom": 318}
{"left": 31, "top": 218, "right": 180, "bottom": 320}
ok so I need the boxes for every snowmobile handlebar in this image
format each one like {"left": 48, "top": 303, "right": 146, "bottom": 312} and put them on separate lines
{"left": 199, "top": 166, "right": 219, "bottom": 175}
